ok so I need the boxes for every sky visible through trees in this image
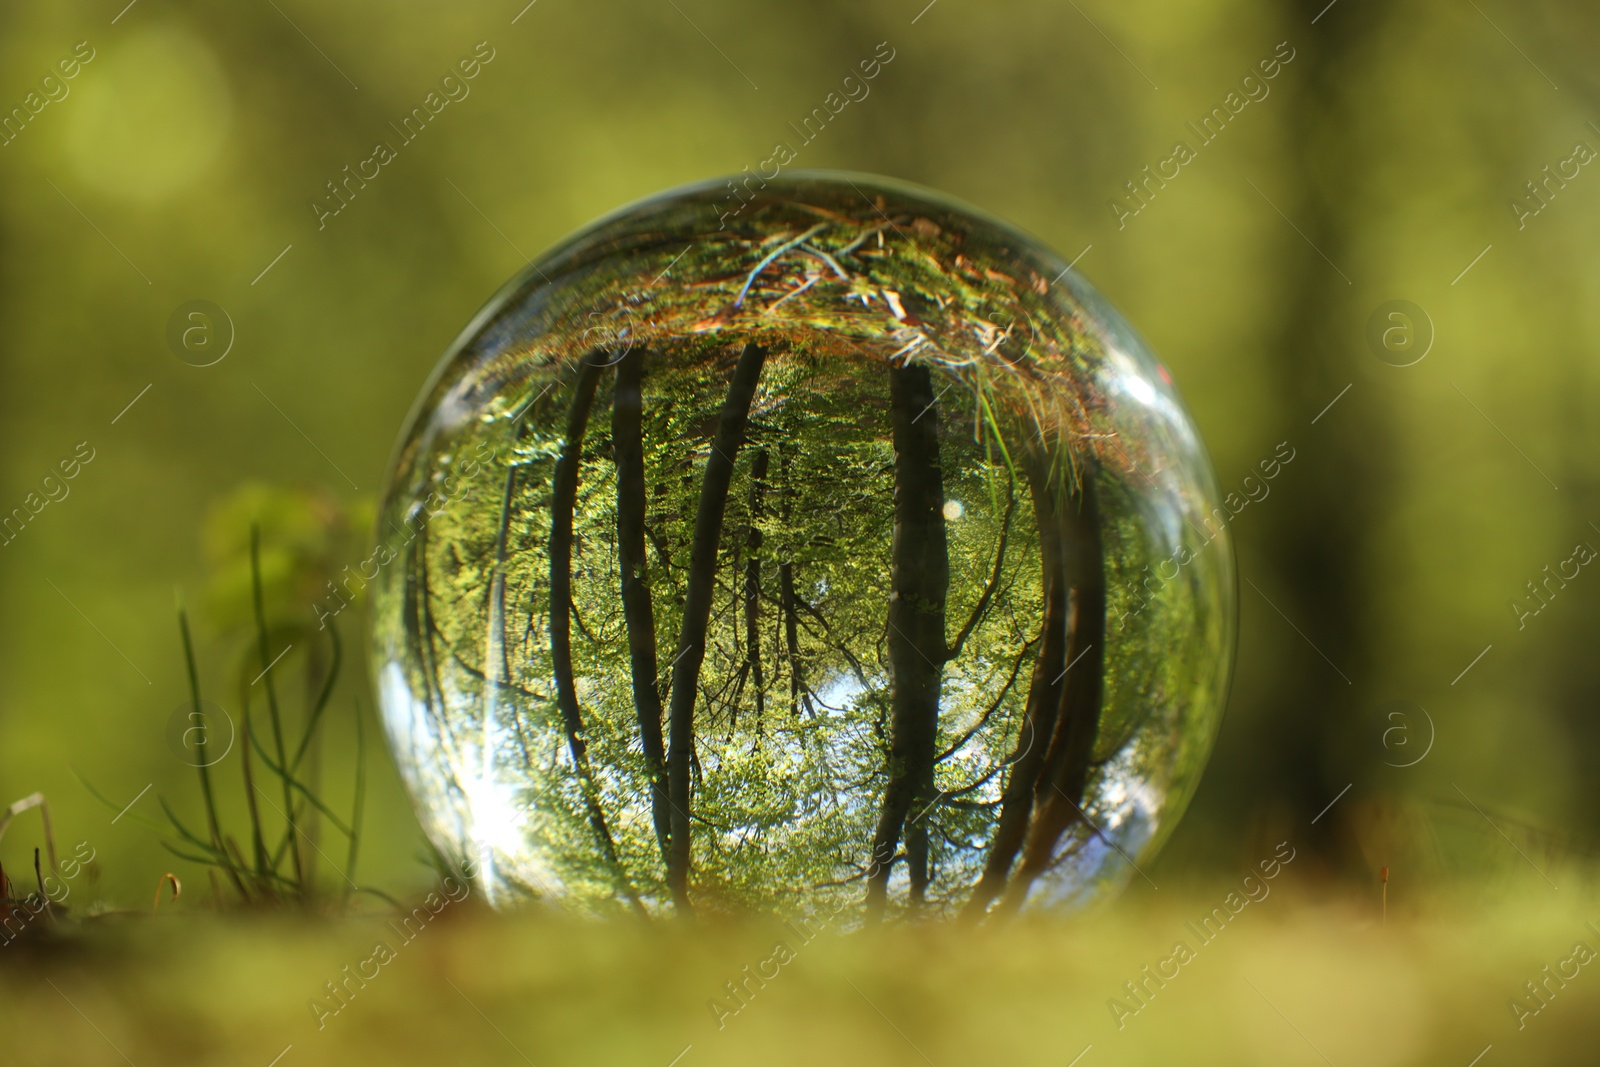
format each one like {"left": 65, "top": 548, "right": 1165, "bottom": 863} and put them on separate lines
{"left": 370, "top": 175, "right": 1233, "bottom": 920}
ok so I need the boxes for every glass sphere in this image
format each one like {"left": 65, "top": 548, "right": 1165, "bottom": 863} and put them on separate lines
{"left": 369, "top": 171, "right": 1234, "bottom": 921}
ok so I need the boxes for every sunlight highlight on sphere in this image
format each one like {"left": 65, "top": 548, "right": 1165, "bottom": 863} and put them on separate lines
{"left": 369, "top": 172, "right": 1236, "bottom": 922}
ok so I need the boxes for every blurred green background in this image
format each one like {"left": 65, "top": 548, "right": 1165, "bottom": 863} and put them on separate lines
{"left": 2, "top": 0, "right": 1598, "bottom": 907}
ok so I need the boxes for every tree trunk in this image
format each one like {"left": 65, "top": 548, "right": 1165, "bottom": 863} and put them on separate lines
{"left": 481, "top": 462, "right": 519, "bottom": 771}
{"left": 960, "top": 454, "right": 1070, "bottom": 920}
{"left": 779, "top": 563, "right": 813, "bottom": 717}
{"left": 998, "top": 459, "right": 1106, "bottom": 913}
{"left": 744, "top": 449, "right": 770, "bottom": 736}
{"left": 865, "top": 363, "right": 949, "bottom": 918}
{"left": 665, "top": 342, "right": 768, "bottom": 911}
{"left": 549, "top": 352, "right": 641, "bottom": 913}
{"left": 612, "top": 349, "right": 673, "bottom": 863}
{"left": 777, "top": 446, "right": 814, "bottom": 719}
{"left": 411, "top": 526, "right": 474, "bottom": 811}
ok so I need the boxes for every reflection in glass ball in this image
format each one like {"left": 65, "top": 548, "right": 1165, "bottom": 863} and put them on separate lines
{"left": 369, "top": 172, "right": 1235, "bottom": 921}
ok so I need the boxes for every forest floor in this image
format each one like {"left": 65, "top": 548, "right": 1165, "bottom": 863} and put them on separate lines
{"left": 1, "top": 878, "right": 1595, "bottom": 1066}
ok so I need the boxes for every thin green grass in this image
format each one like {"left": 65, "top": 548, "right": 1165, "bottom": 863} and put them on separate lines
{"left": 81, "top": 524, "right": 389, "bottom": 911}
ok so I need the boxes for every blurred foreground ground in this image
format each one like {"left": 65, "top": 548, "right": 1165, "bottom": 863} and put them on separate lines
{"left": 5, "top": 877, "right": 1596, "bottom": 1065}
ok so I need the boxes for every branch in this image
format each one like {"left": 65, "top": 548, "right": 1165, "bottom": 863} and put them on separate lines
{"left": 943, "top": 474, "right": 1017, "bottom": 662}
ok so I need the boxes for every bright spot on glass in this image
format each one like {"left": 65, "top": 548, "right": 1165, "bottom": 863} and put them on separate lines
{"left": 943, "top": 500, "right": 965, "bottom": 521}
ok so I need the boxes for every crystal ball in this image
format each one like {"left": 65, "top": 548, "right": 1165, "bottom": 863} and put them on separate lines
{"left": 370, "top": 172, "right": 1235, "bottom": 921}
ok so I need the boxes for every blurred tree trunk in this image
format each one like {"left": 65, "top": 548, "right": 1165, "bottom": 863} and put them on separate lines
{"left": 1555, "top": 341, "right": 1600, "bottom": 831}
{"left": 1248, "top": 0, "right": 1399, "bottom": 862}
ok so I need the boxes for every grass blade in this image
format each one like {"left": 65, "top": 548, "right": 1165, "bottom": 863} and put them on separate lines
{"left": 177, "top": 598, "right": 247, "bottom": 898}
{"left": 251, "top": 523, "right": 305, "bottom": 891}
{"left": 244, "top": 713, "right": 354, "bottom": 837}
{"left": 292, "top": 621, "right": 341, "bottom": 773}
{"left": 344, "top": 694, "right": 368, "bottom": 906}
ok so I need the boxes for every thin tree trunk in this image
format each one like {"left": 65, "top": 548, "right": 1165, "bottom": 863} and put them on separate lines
{"left": 786, "top": 588, "right": 870, "bottom": 689}
{"left": 549, "top": 351, "right": 643, "bottom": 913}
{"left": 744, "top": 449, "right": 769, "bottom": 736}
{"left": 480, "top": 462, "right": 519, "bottom": 795}
{"left": 777, "top": 447, "right": 815, "bottom": 719}
{"left": 779, "top": 563, "right": 813, "bottom": 717}
{"left": 665, "top": 342, "right": 768, "bottom": 911}
{"left": 865, "top": 363, "right": 950, "bottom": 918}
{"left": 960, "top": 455, "right": 1070, "bottom": 921}
{"left": 998, "top": 460, "right": 1106, "bottom": 914}
{"left": 414, "top": 527, "right": 469, "bottom": 770}
{"left": 612, "top": 348, "right": 672, "bottom": 862}
{"left": 412, "top": 525, "right": 480, "bottom": 852}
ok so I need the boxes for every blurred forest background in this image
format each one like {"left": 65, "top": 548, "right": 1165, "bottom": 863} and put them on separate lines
{"left": 2, "top": 0, "right": 1599, "bottom": 908}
